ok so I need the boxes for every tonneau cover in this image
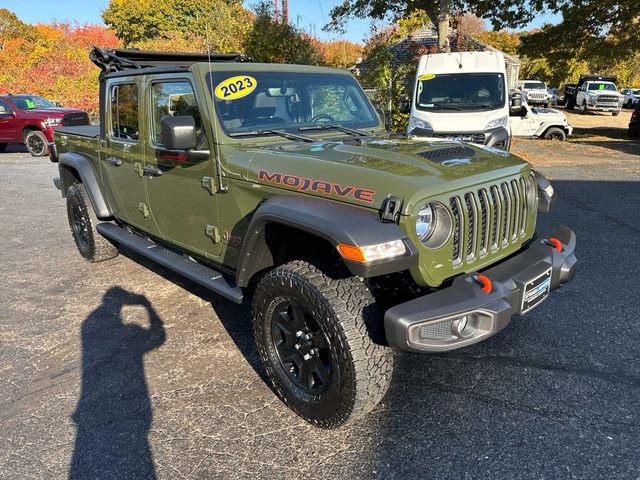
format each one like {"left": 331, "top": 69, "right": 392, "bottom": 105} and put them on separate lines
{"left": 57, "top": 125, "right": 100, "bottom": 138}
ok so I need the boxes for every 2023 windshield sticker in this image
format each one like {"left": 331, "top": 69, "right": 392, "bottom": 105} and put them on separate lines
{"left": 214, "top": 75, "right": 257, "bottom": 100}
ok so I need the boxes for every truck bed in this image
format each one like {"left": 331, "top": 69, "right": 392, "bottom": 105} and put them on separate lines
{"left": 57, "top": 125, "right": 100, "bottom": 138}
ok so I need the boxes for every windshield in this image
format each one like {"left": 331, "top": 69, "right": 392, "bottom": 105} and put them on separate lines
{"left": 206, "top": 71, "right": 379, "bottom": 135}
{"left": 523, "top": 82, "right": 546, "bottom": 90}
{"left": 633, "top": 89, "right": 640, "bottom": 95}
{"left": 10, "top": 95, "right": 55, "bottom": 110}
{"left": 415, "top": 73, "right": 505, "bottom": 112}
{"left": 588, "top": 83, "right": 617, "bottom": 91}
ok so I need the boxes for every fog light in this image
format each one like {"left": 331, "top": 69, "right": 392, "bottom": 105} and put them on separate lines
{"left": 452, "top": 315, "right": 478, "bottom": 338}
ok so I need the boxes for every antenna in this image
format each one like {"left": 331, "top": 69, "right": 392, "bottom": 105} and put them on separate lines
{"left": 204, "top": 21, "right": 228, "bottom": 193}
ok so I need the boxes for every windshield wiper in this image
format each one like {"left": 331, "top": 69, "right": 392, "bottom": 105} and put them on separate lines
{"left": 298, "top": 124, "right": 368, "bottom": 137}
{"left": 228, "top": 129, "right": 314, "bottom": 142}
{"left": 464, "top": 104, "right": 499, "bottom": 110}
{"left": 419, "top": 103, "right": 463, "bottom": 111}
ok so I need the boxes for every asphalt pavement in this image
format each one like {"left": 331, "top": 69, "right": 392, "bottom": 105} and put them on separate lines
{"left": 1, "top": 143, "right": 639, "bottom": 479}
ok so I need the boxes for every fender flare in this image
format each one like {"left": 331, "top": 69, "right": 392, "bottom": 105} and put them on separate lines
{"left": 235, "top": 195, "right": 419, "bottom": 287}
{"left": 58, "top": 152, "right": 113, "bottom": 219}
{"left": 534, "top": 122, "right": 565, "bottom": 138}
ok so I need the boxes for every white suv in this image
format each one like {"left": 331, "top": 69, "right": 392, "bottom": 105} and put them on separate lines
{"left": 621, "top": 88, "right": 640, "bottom": 108}
{"left": 518, "top": 80, "right": 550, "bottom": 107}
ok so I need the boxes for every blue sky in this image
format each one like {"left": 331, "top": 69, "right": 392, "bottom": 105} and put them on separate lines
{"left": 3, "top": 0, "right": 560, "bottom": 44}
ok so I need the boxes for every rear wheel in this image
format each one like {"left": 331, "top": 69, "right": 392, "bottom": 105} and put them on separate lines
{"left": 612, "top": 111, "right": 620, "bottom": 116}
{"left": 24, "top": 130, "right": 48, "bottom": 157}
{"left": 543, "top": 127, "right": 566, "bottom": 141}
{"left": 252, "top": 259, "right": 393, "bottom": 428}
{"left": 0, "top": 143, "right": 7, "bottom": 152}
{"left": 66, "top": 183, "right": 119, "bottom": 262}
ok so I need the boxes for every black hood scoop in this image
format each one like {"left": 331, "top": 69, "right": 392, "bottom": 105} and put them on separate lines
{"left": 418, "top": 146, "right": 476, "bottom": 164}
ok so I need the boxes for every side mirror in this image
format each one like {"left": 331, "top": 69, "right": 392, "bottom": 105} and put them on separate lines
{"left": 160, "top": 115, "right": 197, "bottom": 150}
{"left": 509, "top": 92, "right": 523, "bottom": 114}
{"left": 398, "top": 97, "right": 411, "bottom": 114}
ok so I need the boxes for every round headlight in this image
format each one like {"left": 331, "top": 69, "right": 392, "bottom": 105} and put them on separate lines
{"left": 415, "top": 204, "right": 435, "bottom": 242}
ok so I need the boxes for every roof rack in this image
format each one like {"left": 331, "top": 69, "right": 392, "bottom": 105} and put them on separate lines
{"left": 89, "top": 47, "right": 250, "bottom": 73}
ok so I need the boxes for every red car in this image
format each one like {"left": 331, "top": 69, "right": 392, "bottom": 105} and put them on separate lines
{"left": 0, "top": 94, "right": 89, "bottom": 156}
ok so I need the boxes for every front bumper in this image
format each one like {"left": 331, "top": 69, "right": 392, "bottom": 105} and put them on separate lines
{"left": 409, "top": 126, "right": 511, "bottom": 151}
{"left": 384, "top": 225, "right": 577, "bottom": 353}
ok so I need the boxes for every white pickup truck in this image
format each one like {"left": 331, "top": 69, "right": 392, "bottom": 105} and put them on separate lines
{"left": 575, "top": 80, "right": 624, "bottom": 116}
{"left": 404, "top": 51, "right": 522, "bottom": 151}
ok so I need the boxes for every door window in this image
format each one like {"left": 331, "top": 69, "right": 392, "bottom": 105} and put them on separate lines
{"left": 151, "top": 81, "right": 205, "bottom": 147}
{"left": 110, "top": 84, "right": 139, "bottom": 141}
{"left": 0, "top": 100, "right": 13, "bottom": 116}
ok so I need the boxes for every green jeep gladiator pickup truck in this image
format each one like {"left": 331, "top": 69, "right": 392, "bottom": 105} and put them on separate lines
{"left": 51, "top": 48, "right": 577, "bottom": 428}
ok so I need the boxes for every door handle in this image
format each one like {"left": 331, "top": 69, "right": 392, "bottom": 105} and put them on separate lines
{"left": 143, "top": 165, "right": 163, "bottom": 177}
{"left": 106, "top": 157, "right": 122, "bottom": 167}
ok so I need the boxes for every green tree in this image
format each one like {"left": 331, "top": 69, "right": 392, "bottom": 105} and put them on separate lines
{"left": 102, "top": 0, "right": 253, "bottom": 52}
{"left": 244, "top": 3, "right": 323, "bottom": 65}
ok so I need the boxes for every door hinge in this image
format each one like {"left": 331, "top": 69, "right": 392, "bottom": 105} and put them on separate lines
{"left": 133, "top": 162, "right": 144, "bottom": 177}
{"left": 201, "top": 176, "right": 215, "bottom": 195}
{"left": 205, "top": 224, "right": 221, "bottom": 243}
{"left": 138, "top": 202, "right": 150, "bottom": 218}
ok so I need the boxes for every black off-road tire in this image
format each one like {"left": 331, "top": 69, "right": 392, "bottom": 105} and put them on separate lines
{"left": 66, "top": 183, "right": 119, "bottom": 262}
{"left": 612, "top": 111, "right": 620, "bottom": 116}
{"left": 543, "top": 127, "right": 566, "bottom": 141}
{"left": 252, "top": 259, "right": 394, "bottom": 428}
{"left": 24, "top": 130, "right": 48, "bottom": 157}
{"left": 0, "top": 143, "right": 7, "bottom": 152}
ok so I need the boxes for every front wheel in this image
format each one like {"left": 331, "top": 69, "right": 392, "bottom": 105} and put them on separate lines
{"left": 24, "top": 130, "right": 48, "bottom": 157}
{"left": 252, "top": 260, "right": 394, "bottom": 428}
{"left": 543, "top": 127, "right": 566, "bottom": 141}
{"left": 0, "top": 143, "right": 7, "bottom": 152}
{"left": 579, "top": 101, "right": 588, "bottom": 114}
{"left": 66, "top": 183, "right": 119, "bottom": 262}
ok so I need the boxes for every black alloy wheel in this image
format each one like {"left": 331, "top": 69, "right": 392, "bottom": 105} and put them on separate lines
{"left": 270, "top": 301, "right": 332, "bottom": 394}
{"left": 25, "top": 131, "right": 47, "bottom": 156}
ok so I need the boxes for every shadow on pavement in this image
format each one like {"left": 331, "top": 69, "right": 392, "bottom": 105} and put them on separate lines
{"left": 0, "top": 144, "right": 28, "bottom": 154}
{"left": 69, "top": 286, "right": 165, "bottom": 480}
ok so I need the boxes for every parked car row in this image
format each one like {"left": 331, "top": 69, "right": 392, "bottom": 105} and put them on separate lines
{"left": 0, "top": 94, "right": 89, "bottom": 156}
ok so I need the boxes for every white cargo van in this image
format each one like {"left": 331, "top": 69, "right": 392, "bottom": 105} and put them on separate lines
{"left": 403, "top": 51, "right": 521, "bottom": 151}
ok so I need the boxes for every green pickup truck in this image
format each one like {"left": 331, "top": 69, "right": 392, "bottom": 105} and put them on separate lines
{"left": 51, "top": 48, "right": 577, "bottom": 428}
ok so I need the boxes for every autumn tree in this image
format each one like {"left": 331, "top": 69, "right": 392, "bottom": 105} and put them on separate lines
{"left": 244, "top": 2, "right": 323, "bottom": 65}
{"left": 0, "top": 16, "right": 120, "bottom": 111}
{"left": 102, "top": 0, "right": 253, "bottom": 53}
{"left": 314, "top": 40, "right": 364, "bottom": 68}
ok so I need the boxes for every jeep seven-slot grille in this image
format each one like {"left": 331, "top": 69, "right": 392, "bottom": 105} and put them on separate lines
{"left": 61, "top": 112, "right": 90, "bottom": 127}
{"left": 449, "top": 178, "right": 529, "bottom": 266}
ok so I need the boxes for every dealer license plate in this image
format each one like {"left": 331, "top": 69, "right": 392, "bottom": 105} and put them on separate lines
{"left": 521, "top": 268, "right": 552, "bottom": 313}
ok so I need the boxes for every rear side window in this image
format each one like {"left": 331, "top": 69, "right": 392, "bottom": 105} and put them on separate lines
{"left": 0, "top": 99, "right": 13, "bottom": 115}
{"left": 151, "top": 81, "right": 204, "bottom": 146}
{"left": 110, "top": 84, "right": 139, "bottom": 141}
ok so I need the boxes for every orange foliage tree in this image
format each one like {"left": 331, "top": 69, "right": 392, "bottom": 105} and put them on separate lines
{"left": 0, "top": 10, "right": 120, "bottom": 111}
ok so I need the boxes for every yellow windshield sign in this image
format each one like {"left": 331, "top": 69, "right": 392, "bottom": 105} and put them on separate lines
{"left": 418, "top": 74, "right": 436, "bottom": 81}
{"left": 214, "top": 75, "right": 257, "bottom": 100}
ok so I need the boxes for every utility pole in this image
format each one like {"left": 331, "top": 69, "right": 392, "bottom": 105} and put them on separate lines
{"left": 274, "top": 0, "right": 279, "bottom": 22}
{"left": 282, "top": 0, "right": 288, "bottom": 24}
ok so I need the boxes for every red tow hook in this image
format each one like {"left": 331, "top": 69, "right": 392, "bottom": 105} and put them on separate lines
{"left": 544, "top": 237, "right": 563, "bottom": 252}
{"left": 473, "top": 274, "right": 493, "bottom": 294}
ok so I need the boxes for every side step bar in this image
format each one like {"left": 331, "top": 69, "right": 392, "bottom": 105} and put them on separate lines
{"left": 96, "top": 223, "right": 243, "bottom": 304}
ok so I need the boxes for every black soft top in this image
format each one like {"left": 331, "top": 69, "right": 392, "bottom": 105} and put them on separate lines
{"left": 89, "top": 47, "right": 250, "bottom": 78}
